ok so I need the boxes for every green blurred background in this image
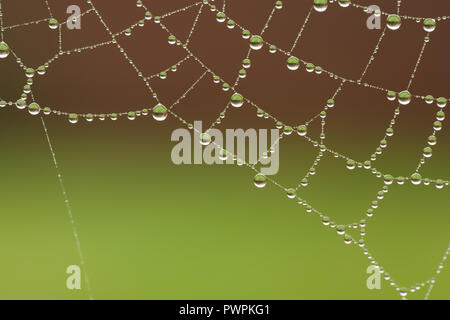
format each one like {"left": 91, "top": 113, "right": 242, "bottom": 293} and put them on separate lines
{"left": 0, "top": 0, "right": 449, "bottom": 300}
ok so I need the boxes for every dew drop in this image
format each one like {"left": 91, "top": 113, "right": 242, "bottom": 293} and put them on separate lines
{"left": 387, "top": 14, "right": 401, "bottom": 30}
{"left": 152, "top": 104, "right": 168, "bottom": 121}
{"left": 423, "top": 18, "right": 436, "bottom": 32}
{"left": 286, "top": 188, "right": 296, "bottom": 199}
{"left": 286, "top": 56, "right": 300, "bottom": 71}
{"left": 68, "top": 113, "right": 79, "bottom": 124}
{"left": 383, "top": 174, "right": 394, "bottom": 185}
{"left": 436, "top": 97, "right": 447, "bottom": 108}
{"left": 28, "top": 102, "right": 41, "bottom": 116}
{"left": 346, "top": 159, "right": 356, "bottom": 170}
{"left": 410, "top": 173, "right": 422, "bottom": 185}
{"left": 398, "top": 90, "right": 411, "bottom": 105}
{"left": 49, "top": 18, "right": 59, "bottom": 30}
{"left": 297, "top": 125, "right": 308, "bottom": 136}
{"left": 313, "top": 0, "right": 328, "bottom": 12}
{"left": 200, "top": 133, "right": 211, "bottom": 146}
{"left": 338, "top": 0, "right": 351, "bottom": 8}
{"left": 231, "top": 93, "right": 244, "bottom": 108}
{"left": 219, "top": 149, "right": 228, "bottom": 161}
{"left": 128, "top": 111, "right": 136, "bottom": 120}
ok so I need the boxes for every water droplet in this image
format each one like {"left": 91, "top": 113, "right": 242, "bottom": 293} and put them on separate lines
{"left": 16, "top": 99, "right": 26, "bottom": 109}
{"left": 297, "top": 125, "right": 307, "bottom": 136}
{"left": 200, "top": 133, "right": 211, "bottom": 146}
{"left": 433, "top": 121, "right": 442, "bottom": 131}
{"left": 249, "top": 35, "right": 264, "bottom": 50}
{"left": 85, "top": 113, "right": 94, "bottom": 122}
{"left": 338, "top": 0, "right": 351, "bottom": 7}
{"left": 128, "top": 111, "right": 136, "bottom": 120}
{"left": 398, "top": 90, "right": 411, "bottom": 105}
{"left": 423, "top": 147, "right": 432, "bottom": 158}
{"left": 346, "top": 159, "right": 356, "bottom": 170}
{"left": 399, "top": 288, "right": 408, "bottom": 297}
{"left": 428, "top": 135, "right": 437, "bottom": 146}
{"left": 387, "top": 14, "right": 401, "bottom": 30}
{"left": 254, "top": 174, "right": 268, "bottom": 188}
{"left": 49, "top": 18, "right": 58, "bottom": 30}
{"left": 286, "top": 56, "right": 300, "bottom": 71}
{"left": 25, "top": 68, "right": 35, "bottom": 78}
{"left": 219, "top": 149, "right": 228, "bottom": 161}
{"left": 425, "top": 95, "right": 434, "bottom": 104}
{"left": 313, "top": 0, "right": 328, "bottom": 12}
{"left": 286, "top": 188, "right": 296, "bottom": 199}
{"left": 0, "top": 42, "right": 10, "bottom": 59}
{"left": 28, "top": 102, "right": 40, "bottom": 115}
{"left": 384, "top": 175, "right": 394, "bottom": 185}
{"left": 423, "top": 18, "right": 436, "bottom": 32}
{"left": 284, "top": 126, "right": 293, "bottom": 135}
{"left": 37, "top": 66, "right": 46, "bottom": 75}
{"left": 68, "top": 113, "right": 78, "bottom": 124}
{"left": 336, "top": 225, "right": 346, "bottom": 235}
{"left": 152, "top": 104, "right": 168, "bottom": 121}
{"left": 43, "top": 107, "right": 51, "bottom": 115}
{"left": 436, "top": 179, "right": 445, "bottom": 189}
{"left": 168, "top": 35, "right": 176, "bottom": 45}
{"left": 387, "top": 91, "right": 396, "bottom": 101}
{"left": 344, "top": 234, "right": 352, "bottom": 244}
{"left": 216, "top": 12, "right": 226, "bottom": 23}
{"left": 436, "top": 97, "right": 447, "bottom": 108}
{"left": 306, "top": 63, "right": 315, "bottom": 72}
{"left": 231, "top": 93, "right": 244, "bottom": 108}
{"left": 227, "top": 20, "right": 236, "bottom": 29}
{"left": 410, "top": 173, "right": 422, "bottom": 185}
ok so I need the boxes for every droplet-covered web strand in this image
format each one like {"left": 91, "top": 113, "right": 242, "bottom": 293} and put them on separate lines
{"left": 0, "top": 0, "right": 449, "bottom": 300}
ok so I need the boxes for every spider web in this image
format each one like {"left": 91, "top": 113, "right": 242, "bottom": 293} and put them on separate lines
{"left": 0, "top": 0, "right": 449, "bottom": 300}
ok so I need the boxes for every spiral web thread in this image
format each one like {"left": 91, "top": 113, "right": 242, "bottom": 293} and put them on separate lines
{"left": 0, "top": 0, "right": 449, "bottom": 300}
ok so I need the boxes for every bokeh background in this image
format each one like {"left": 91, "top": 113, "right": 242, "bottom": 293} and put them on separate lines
{"left": 0, "top": 0, "right": 449, "bottom": 300}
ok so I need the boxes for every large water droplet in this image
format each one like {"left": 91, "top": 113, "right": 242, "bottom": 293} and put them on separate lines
{"left": 313, "top": 0, "right": 328, "bottom": 12}
{"left": 200, "top": 133, "right": 211, "bottom": 146}
{"left": 338, "top": 0, "right": 351, "bottom": 8}
{"left": 398, "top": 90, "right": 411, "bottom": 105}
{"left": 68, "top": 113, "right": 79, "bottom": 124}
{"left": 231, "top": 93, "right": 244, "bottom": 108}
{"left": 423, "top": 18, "right": 436, "bottom": 32}
{"left": 28, "top": 102, "right": 41, "bottom": 115}
{"left": 152, "top": 104, "right": 168, "bottom": 121}
{"left": 287, "top": 56, "right": 300, "bottom": 71}
{"left": 410, "top": 173, "right": 422, "bottom": 185}
{"left": 249, "top": 35, "right": 263, "bottom": 50}
{"left": 387, "top": 14, "right": 401, "bottom": 30}
{"left": 49, "top": 18, "right": 59, "bottom": 30}
{"left": 0, "top": 42, "right": 10, "bottom": 59}
{"left": 254, "top": 174, "right": 268, "bottom": 188}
